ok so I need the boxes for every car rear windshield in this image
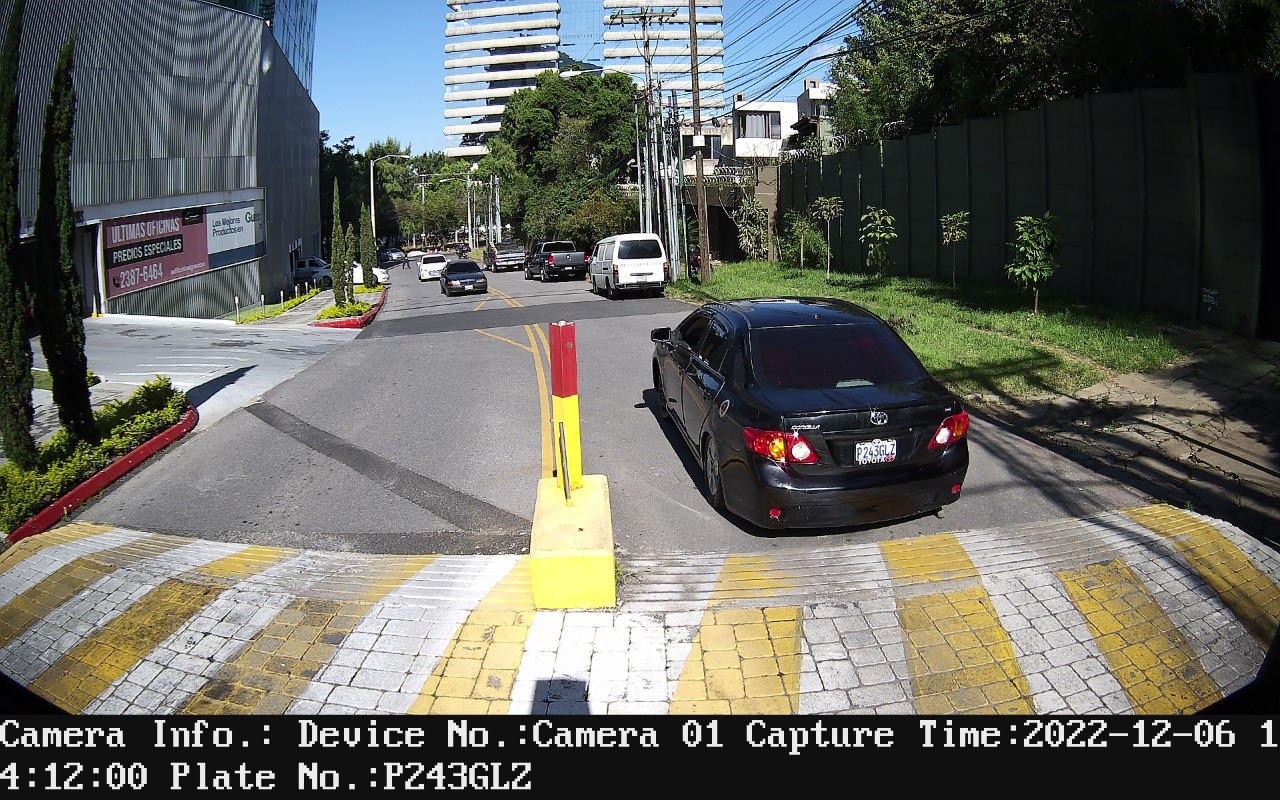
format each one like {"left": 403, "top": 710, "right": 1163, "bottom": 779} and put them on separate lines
{"left": 544, "top": 242, "right": 575, "bottom": 252}
{"left": 750, "top": 324, "right": 927, "bottom": 390}
{"left": 498, "top": 243, "right": 523, "bottom": 253}
{"left": 618, "top": 239, "right": 663, "bottom": 259}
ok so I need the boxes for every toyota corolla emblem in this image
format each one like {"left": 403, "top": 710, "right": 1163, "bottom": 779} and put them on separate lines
{"left": 869, "top": 410, "right": 889, "bottom": 426}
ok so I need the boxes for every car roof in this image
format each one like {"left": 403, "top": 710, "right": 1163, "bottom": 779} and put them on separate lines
{"left": 709, "top": 297, "right": 885, "bottom": 329}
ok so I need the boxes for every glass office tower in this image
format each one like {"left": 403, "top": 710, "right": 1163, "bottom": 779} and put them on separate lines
{"left": 209, "top": 0, "right": 318, "bottom": 92}
{"left": 443, "top": 0, "right": 724, "bottom": 158}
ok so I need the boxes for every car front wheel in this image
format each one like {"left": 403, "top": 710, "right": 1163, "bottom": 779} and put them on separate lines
{"left": 653, "top": 363, "right": 669, "bottom": 419}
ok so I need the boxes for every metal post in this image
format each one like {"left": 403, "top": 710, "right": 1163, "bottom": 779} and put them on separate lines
{"left": 688, "top": 0, "right": 711, "bottom": 281}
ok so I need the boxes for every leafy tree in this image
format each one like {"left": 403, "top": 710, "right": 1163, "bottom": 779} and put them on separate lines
{"left": 726, "top": 194, "right": 770, "bottom": 261}
{"left": 941, "top": 210, "right": 970, "bottom": 289}
{"left": 560, "top": 188, "right": 634, "bottom": 249}
{"left": 319, "top": 132, "right": 360, "bottom": 258}
{"left": 859, "top": 206, "right": 897, "bottom": 273}
{"left": 359, "top": 204, "right": 377, "bottom": 289}
{"left": 29, "top": 33, "right": 93, "bottom": 443}
{"left": 0, "top": 0, "right": 36, "bottom": 470}
{"left": 780, "top": 208, "right": 825, "bottom": 270}
{"left": 1006, "top": 212, "right": 1060, "bottom": 314}
{"left": 808, "top": 196, "right": 844, "bottom": 279}
{"left": 490, "top": 69, "right": 640, "bottom": 243}
{"left": 829, "top": 0, "right": 1280, "bottom": 137}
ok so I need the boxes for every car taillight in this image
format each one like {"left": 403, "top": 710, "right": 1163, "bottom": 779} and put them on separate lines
{"left": 743, "top": 427, "right": 818, "bottom": 464}
{"left": 928, "top": 411, "right": 970, "bottom": 449}
{"left": 547, "top": 254, "right": 554, "bottom": 266}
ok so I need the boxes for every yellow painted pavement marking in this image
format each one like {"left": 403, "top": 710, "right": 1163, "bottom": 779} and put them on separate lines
{"left": 30, "top": 545, "right": 287, "bottom": 713}
{"left": 0, "top": 558, "right": 117, "bottom": 650}
{"left": 1059, "top": 559, "right": 1220, "bottom": 714}
{"left": 0, "top": 533, "right": 190, "bottom": 650}
{"left": 880, "top": 534, "right": 1033, "bottom": 714}
{"left": 670, "top": 556, "right": 803, "bottom": 715}
{"left": 409, "top": 556, "right": 535, "bottom": 715}
{"left": 179, "top": 555, "right": 439, "bottom": 715}
{"left": 1123, "top": 504, "right": 1280, "bottom": 649}
{"left": 0, "top": 523, "right": 115, "bottom": 574}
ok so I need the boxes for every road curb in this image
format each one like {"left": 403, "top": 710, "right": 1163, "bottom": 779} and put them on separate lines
{"left": 309, "top": 287, "right": 387, "bottom": 329}
{"left": 6, "top": 401, "right": 200, "bottom": 545}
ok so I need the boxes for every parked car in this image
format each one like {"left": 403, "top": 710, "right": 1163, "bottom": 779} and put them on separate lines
{"left": 650, "top": 297, "right": 970, "bottom": 529}
{"left": 418, "top": 253, "right": 448, "bottom": 281}
{"left": 377, "top": 247, "right": 407, "bottom": 266}
{"left": 439, "top": 258, "right": 488, "bottom": 296}
{"left": 351, "top": 260, "right": 391, "bottom": 286}
{"left": 292, "top": 257, "right": 332, "bottom": 289}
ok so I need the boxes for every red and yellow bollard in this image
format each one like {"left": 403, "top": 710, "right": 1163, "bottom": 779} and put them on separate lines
{"left": 530, "top": 320, "right": 616, "bottom": 609}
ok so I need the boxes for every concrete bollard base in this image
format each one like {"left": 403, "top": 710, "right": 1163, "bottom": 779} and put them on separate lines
{"left": 530, "top": 474, "right": 616, "bottom": 609}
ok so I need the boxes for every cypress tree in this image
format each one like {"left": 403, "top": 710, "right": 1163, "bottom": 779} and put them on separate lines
{"left": 329, "top": 177, "right": 344, "bottom": 303}
{"left": 31, "top": 33, "right": 94, "bottom": 442}
{"left": 0, "top": 0, "right": 36, "bottom": 470}
{"left": 342, "top": 223, "right": 355, "bottom": 303}
{"left": 359, "top": 204, "right": 376, "bottom": 289}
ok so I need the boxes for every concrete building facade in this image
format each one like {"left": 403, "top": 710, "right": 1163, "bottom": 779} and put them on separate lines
{"left": 4, "top": 0, "right": 319, "bottom": 319}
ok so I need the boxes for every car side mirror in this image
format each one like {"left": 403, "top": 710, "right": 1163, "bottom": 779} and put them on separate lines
{"left": 651, "top": 327, "right": 671, "bottom": 342}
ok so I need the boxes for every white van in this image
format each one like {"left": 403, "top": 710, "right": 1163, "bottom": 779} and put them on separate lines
{"left": 588, "top": 233, "right": 670, "bottom": 299}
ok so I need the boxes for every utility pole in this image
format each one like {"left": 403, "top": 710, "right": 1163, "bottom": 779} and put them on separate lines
{"left": 613, "top": 8, "right": 675, "bottom": 234}
{"left": 688, "top": 0, "right": 711, "bottom": 282}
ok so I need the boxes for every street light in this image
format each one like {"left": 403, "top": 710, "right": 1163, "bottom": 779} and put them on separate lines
{"left": 369, "top": 153, "right": 411, "bottom": 245}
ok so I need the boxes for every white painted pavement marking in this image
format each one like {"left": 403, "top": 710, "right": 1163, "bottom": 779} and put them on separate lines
{"left": 0, "top": 539, "right": 250, "bottom": 684}
{"left": 290, "top": 555, "right": 522, "bottom": 715}
{"left": 0, "top": 528, "right": 147, "bottom": 605}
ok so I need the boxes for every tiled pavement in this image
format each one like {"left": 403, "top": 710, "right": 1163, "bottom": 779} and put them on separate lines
{"left": 2, "top": 503, "right": 1277, "bottom": 715}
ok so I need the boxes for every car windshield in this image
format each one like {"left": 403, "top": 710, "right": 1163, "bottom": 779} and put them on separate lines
{"left": 449, "top": 262, "right": 482, "bottom": 275}
{"left": 618, "top": 239, "right": 663, "bottom": 259}
{"left": 423, "top": 255, "right": 446, "bottom": 264}
{"left": 750, "top": 324, "right": 927, "bottom": 389}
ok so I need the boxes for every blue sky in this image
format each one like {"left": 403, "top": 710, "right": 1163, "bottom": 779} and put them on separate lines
{"left": 312, "top": 0, "right": 854, "bottom": 156}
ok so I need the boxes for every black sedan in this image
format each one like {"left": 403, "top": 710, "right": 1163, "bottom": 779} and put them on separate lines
{"left": 650, "top": 297, "right": 970, "bottom": 529}
{"left": 439, "top": 259, "right": 488, "bottom": 297}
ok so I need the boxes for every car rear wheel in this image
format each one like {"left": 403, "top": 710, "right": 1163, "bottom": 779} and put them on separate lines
{"left": 606, "top": 281, "right": 617, "bottom": 300}
{"left": 702, "top": 437, "right": 725, "bottom": 511}
{"left": 320, "top": 277, "right": 332, "bottom": 289}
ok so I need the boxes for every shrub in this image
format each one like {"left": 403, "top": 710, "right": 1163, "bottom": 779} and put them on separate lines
{"left": 0, "top": 376, "right": 185, "bottom": 535}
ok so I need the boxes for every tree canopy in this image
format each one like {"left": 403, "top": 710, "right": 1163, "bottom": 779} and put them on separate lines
{"left": 483, "top": 70, "right": 641, "bottom": 243}
{"left": 830, "top": 0, "right": 1280, "bottom": 136}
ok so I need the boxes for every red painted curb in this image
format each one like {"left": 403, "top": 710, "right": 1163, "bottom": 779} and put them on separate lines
{"left": 309, "top": 287, "right": 386, "bottom": 329}
{"left": 6, "top": 401, "right": 200, "bottom": 545}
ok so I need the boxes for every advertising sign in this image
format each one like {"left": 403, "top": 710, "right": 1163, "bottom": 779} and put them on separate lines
{"left": 104, "top": 208, "right": 209, "bottom": 298}
{"left": 207, "top": 205, "right": 259, "bottom": 254}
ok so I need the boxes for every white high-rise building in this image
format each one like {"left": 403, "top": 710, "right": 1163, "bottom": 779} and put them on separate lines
{"left": 443, "top": 0, "right": 725, "bottom": 158}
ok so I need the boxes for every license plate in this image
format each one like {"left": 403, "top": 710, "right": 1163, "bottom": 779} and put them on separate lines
{"left": 856, "top": 438, "right": 897, "bottom": 464}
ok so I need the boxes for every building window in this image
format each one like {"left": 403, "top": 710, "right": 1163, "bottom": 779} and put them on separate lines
{"left": 683, "top": 134, "right": 722, "bottom": 158}
{"left": 738, "top": 111, "right": 781, "bottom": 140}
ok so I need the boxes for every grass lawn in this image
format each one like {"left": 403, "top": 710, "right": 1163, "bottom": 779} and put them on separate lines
{"left": 666, "top": 261, "right": 1188, "bottom": 403}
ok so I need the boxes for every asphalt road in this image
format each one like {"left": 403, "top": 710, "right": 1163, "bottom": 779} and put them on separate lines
{"left": 68, "top": 267, "right": 1148, "bottom": 556}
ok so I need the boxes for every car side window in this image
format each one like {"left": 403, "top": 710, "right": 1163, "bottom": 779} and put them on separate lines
{"left": 696, "top": 319, "right": 732, "bottom": 374}
{"left": 675, "top": 313, "right": 711, "bottom": 351}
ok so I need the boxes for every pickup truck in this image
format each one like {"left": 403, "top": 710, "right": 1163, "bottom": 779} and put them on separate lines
{"left": 524, "top": 240, "right": 588, "bottom": 282}
{"left": 484, "top": 241, "right": 526, "bottom": 272}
